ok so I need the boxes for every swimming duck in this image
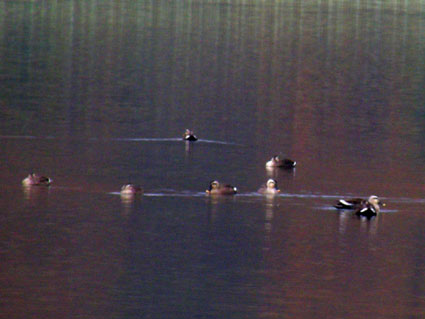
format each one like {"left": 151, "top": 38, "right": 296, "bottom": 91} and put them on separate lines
{"left": 334, "top": 195, "right": 385, "bottom": 210}
{"left": 183, "top": 129, "right": 198, "bottom": 141}
{"left": 206, "top": 180, "right": 237, "bottom": 195}
{"left": 354, "top": 195, "right": 385, "bottom": 217}
{"left": 258, "top": 179, "right": 280, "bottom": 195}
{"left": 120, "top": 184, "right": 143, "bottom": 195}
{"left": 265, "top": 155, "right": 296, "bottom": 168}
{"left": 22, "top": 173, "right": 52, "bottom": 186}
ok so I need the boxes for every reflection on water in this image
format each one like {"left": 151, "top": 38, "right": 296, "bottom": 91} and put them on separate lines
{"left": 120, "top": 192, "right": 142, "bottom": 216}
{"left": 1, "top": 0, "right": 424, "bottom": 151}
{"left": 266, "top": 166, "right": 297, "bottom": 180}
{"left": 22, "top": 185, "right": 51, "bottom": 204}
{"left": 337, "top": 209, "right": 381, "bottom": 237}
{"left": 1, "top": 1, "right": 425, "bottom": 319}
{"left": 263, "top": 194, "right": 279, "bottom": 252}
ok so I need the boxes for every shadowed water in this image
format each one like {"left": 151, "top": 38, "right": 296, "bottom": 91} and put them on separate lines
{"left": 0, "top": 1, "right": 424, "bottom": 318}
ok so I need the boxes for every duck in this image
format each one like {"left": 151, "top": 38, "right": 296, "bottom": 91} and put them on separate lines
{"left": 206, "top": 180, "right": 237, "bottom": 195}
{"left": 354, "top": 195, "right": 385, "bottom": 217}
{"left": 22, "top": 173, "right": 52, "bottom": 186}
{"left": 183, "top": 129, "right": 198, "bottom": 141}
{"left": 258, "top": 179, "right": 280, "bottom": 195}
{"left": 334, "top": 195, "right": 385, "bottom": 211}
{"left": 265, "top": 155, "right": 296, "bottom": 168}
{"left": 120, "top": 184, "right": 143, "bottom": 195}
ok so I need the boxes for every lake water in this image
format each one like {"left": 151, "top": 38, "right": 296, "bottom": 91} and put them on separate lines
{"left": 0, "top": 1, "right": 424, "bottom": 318}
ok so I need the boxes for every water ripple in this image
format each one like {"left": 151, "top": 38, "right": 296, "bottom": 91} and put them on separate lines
{"left": 0, "top": 135, "right": 239, "bottom": 145}
{"left": 108, "top": 137, "right": 239, "bottom": 145}
{"left": 106, "top": 190, "right": 423, "bottom": 204}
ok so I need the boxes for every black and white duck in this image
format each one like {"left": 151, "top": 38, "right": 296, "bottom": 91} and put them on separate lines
{"left": 183, "top": 129, "right": 198, "bottom": 141}
{"left": 334, "top": 195, "right": 385, "bottom": 217}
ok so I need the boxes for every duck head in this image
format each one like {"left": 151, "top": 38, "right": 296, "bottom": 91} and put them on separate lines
{"left": 266, "top": 179, "right": 279, "bottom": 191}
{"left": 207, "top": 180, "right": 220, "bottom": 192}
{"left": 120, "top": 184, "right": 143, "bottom": 195}
{"left": 368, "top": 195, "right": 385, "bottom": 207}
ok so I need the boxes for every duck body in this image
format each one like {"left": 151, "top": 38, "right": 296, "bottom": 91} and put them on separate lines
{"left": 183, "top": 129, "right": 198, "bottom": 141}
{"left": 355, "top": 202, "right": 379, "bottom": 217}
{"left": 258, "top": 179, "right": 280, "bottom": 195}
{"left": 120, "top": 184, "right": 143, "bottom": 195}
{"left": 266, "top": 156, "right": 296, "bottom": 168}
{"left": 22, "top": 173, "right": 52, "bottom": 186}
{"left": 206, "top": 180, "right": 237, "bottom": 195}
{"left": 334, "top": 198, "right": 365, "bottom": 209}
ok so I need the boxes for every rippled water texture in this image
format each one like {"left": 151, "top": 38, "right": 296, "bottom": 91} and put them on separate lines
{"left": 0, "top": 1, "right": 424, "bottom": 318}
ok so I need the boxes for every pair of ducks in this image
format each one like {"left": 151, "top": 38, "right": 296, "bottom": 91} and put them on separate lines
{"left": 206, "top": 179, "right": 280, "bottom": 195}
{"left": 184, "top": 130, "right": 297, "bottom": 169}
{"left": 22, "top": 173, "right": 142, "bottom": 195}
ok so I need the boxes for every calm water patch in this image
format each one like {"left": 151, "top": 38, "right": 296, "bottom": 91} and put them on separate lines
{"left": 1, "top": 0, "right": 424, "bottom": 318}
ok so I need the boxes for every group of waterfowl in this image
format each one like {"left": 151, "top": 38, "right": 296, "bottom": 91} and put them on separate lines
{"left": 21, "top": 129, "right": 384, "bottom": 218}
{"left": 184, "top": 129, "right": 290, "bottom": 196}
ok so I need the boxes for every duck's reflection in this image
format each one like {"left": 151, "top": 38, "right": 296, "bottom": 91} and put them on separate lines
{"left": 338, "top": 209, "right": 381, "bottom": 236}
{"left": 266, "top": 166, "right": 296, "bottom": 179}
{"left": 337, "top": 209, "right": 382, "bottom": 249}
{"left": 265, "top": 166, "right": 278, "bottom": 179}
{"left": 263, "top": 194, "right": 279, "bottom": 251}
{"left": 337, "top": 210, "right": 351, "bottom": 235}
{"left": 359, "top": 213, "right": 380, "bottom": 236}
{"left": 205, "top": 192, "right": 238, "bottom": 223}
{"left": 22, "top": 185, "right": 51, "bottom": 205}
{"left": 185, "top": 140, "right": 193, "bottom": 155}
{"left": 120, "top": 192, "right": 142, "bottom": 216}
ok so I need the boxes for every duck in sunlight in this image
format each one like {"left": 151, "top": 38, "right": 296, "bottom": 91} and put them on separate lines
{"left": 120, "top": 183, "right": 143, "bottom": 196}
{"left": 206, "top": 180, "right": 237, "bottom": 195}
{"left": 258, "top": 179, "right": 280, "bottom": 195}
{"left": 183, "top": 129, "right": 198, "bottom": 141}
{"left": 334, "top": 195, "right": 385, "bottom": 217}
{"left": 22, "top": 173, "right": 52, "bottom": 186}
{"left": 265, "top": 155, "right": 297, "bottom": 169}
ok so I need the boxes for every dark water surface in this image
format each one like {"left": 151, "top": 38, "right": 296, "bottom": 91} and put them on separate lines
{"left": 1, "top": 1, "right": 424, "bottom": 318}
